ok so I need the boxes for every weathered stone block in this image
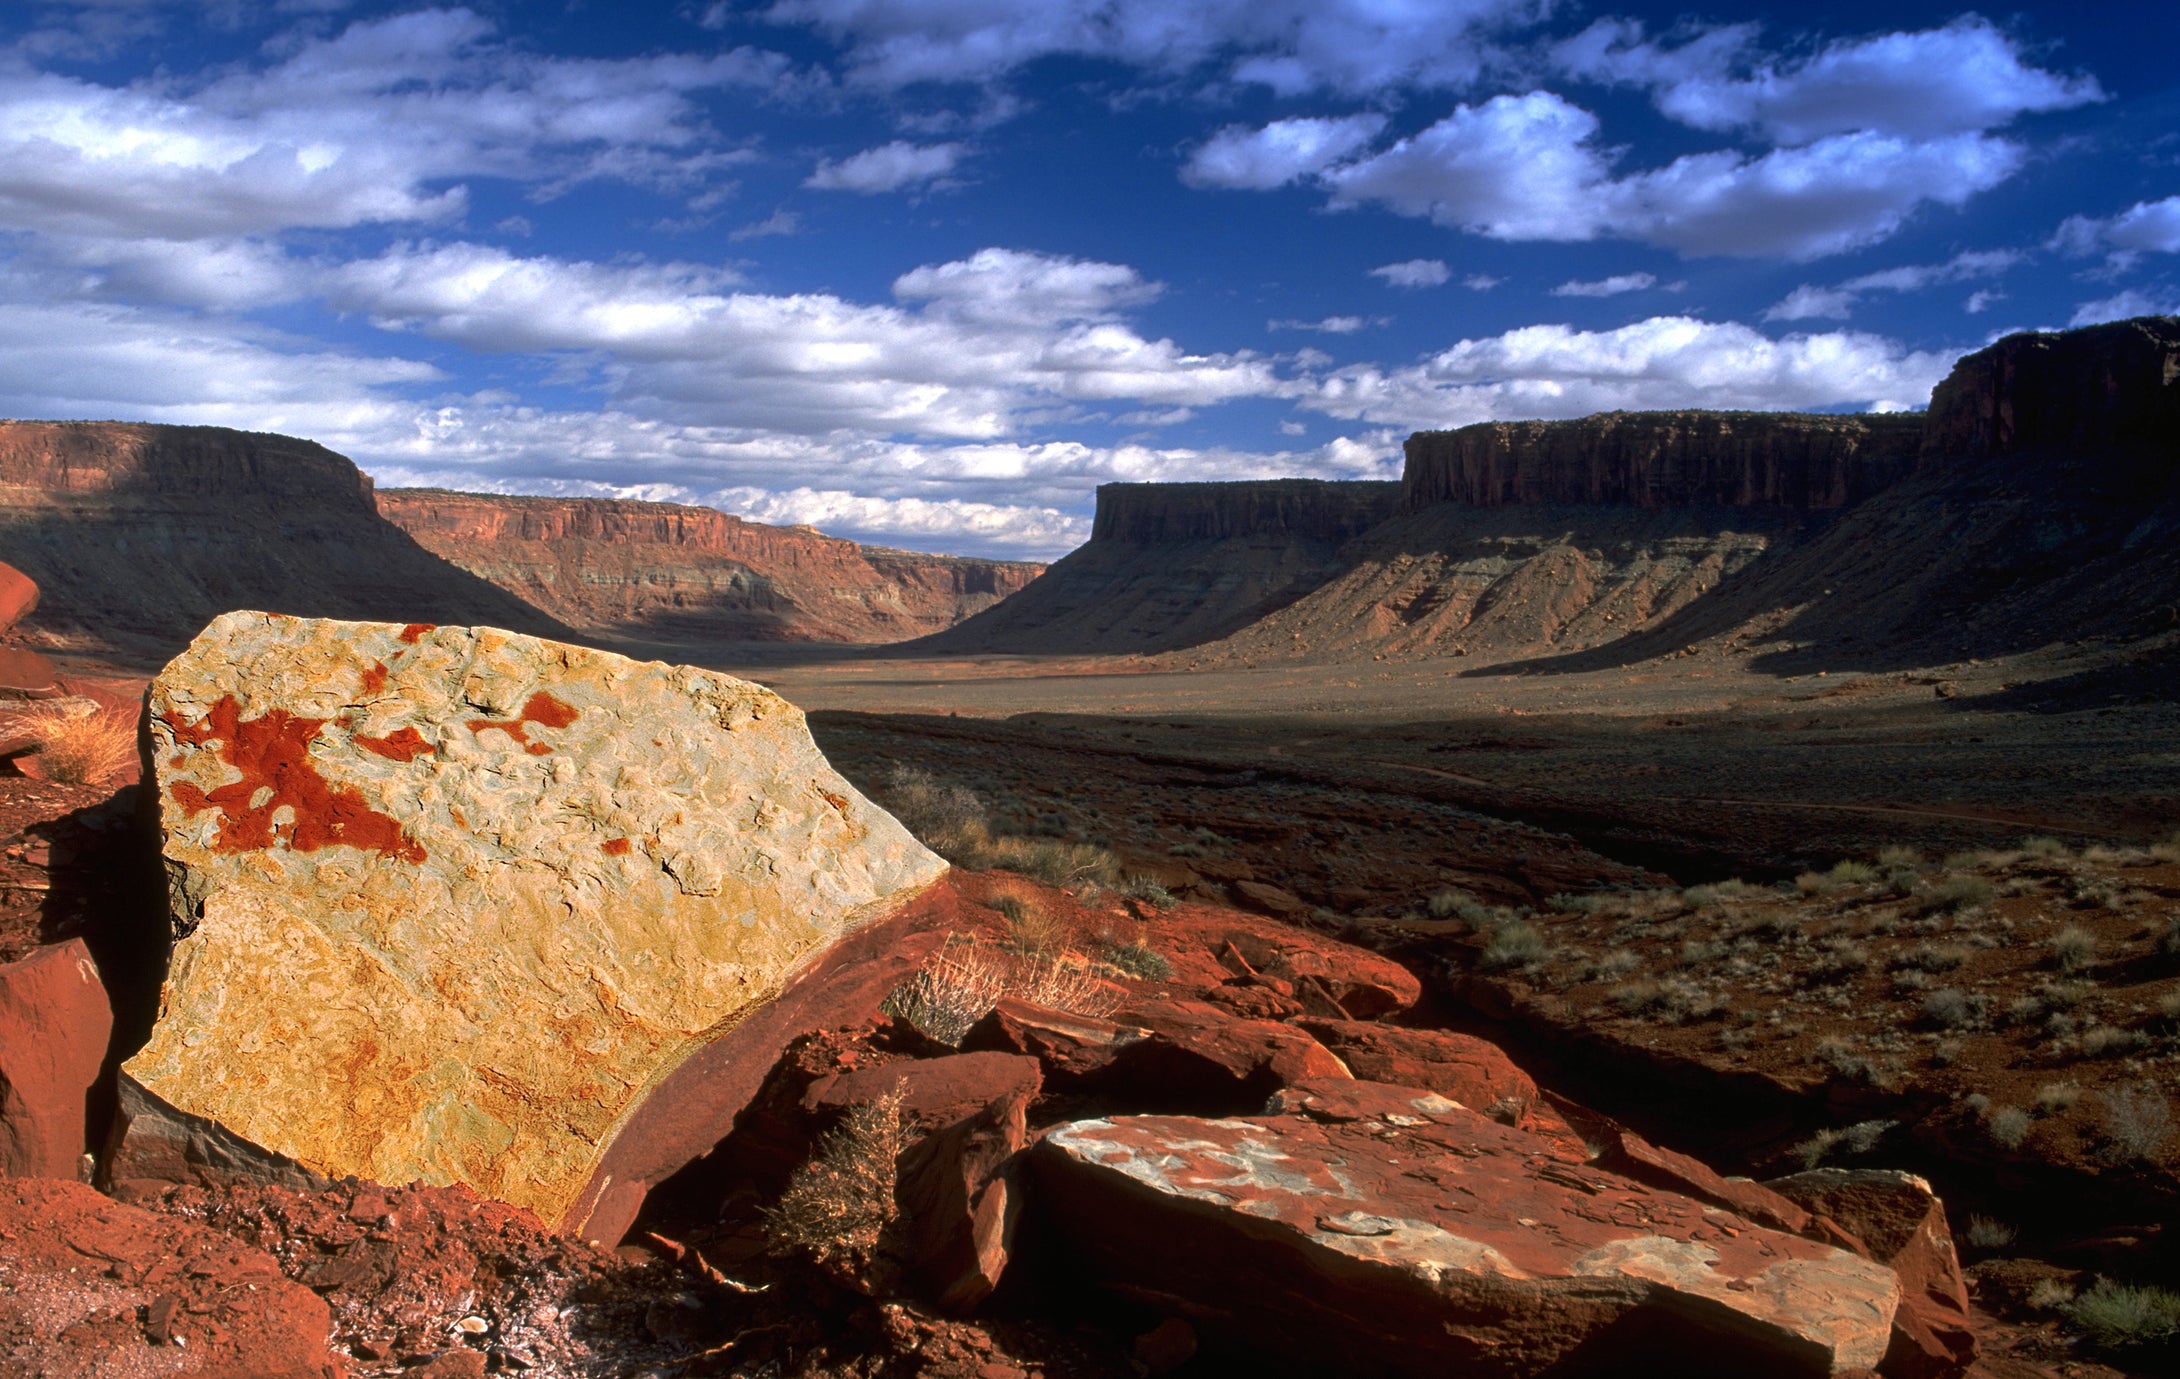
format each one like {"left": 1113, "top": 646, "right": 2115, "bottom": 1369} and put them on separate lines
{"left": 120, "top": 611, "right": 945, "bottom": 1236}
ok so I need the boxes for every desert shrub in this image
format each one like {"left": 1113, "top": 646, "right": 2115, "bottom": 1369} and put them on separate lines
{"left": 1165, "top": 838, "right": 1206, "bottom": 857}
{"left": 1676, "top": 939, "right": 1728, "bottom": 968}
{"left": 2069, "top": 875, "right": 2121, "bottom": 909}
{"left": 883, "top": 765, "right": 986, "bottom": 850}
{"left": 1481, "top": 920, "right": 1549, "bottom": 971}
{"left": 2035, "top": 1082, "right": 2082, "bottom": 1115}
{"left": 1962, "top": 1215, "right": 2016, "bottom": 1249}
{"left": 1921, "top": 988, "right": 1988, "bottom": 1030}
{"left": 881, "top": 945, "right": 1114, "bottom": 1045}
{"left": 2077, "top": 1025, "right": 2149, "bottom": 1059}
{"left": 2034, "top": 978, "right": 2095, "bottom": 1012}
{"left": 2102, "top": 1084, "right": 2174, "bottom": 1164}
{"left": 1876, "top": 845, "right": 1922, "bottom": 869}
{"left": 764, "top": 1088, "right": 907, "bottom": 1285}
{"left": 1549, "top": 891, "right": 1617, "bottom": 915}
{"left": 2066, "top": 1279, "right": 2180, "bottom": 1354}
{"left": 973, "top": 835, "right": 1122, "bottom": 888}
{"left": 1828, "top": 860, "right": 1880, "bottom": 885}
{"left": 1, "top": 701, "right": 137, "bottom": 786}
{"left": 1811, "top": 1038, "right": 1885, "bottom": 1084}
{"left": 1683, "top": 879, "right": 1753, "bottom": 908}
{"left": 2029, "top": 1279, "right": 2077, "bottom": 1311}
{"left": 1428, "top": 888, "right": 1496, "bottom": 924}
{"left": 1612, "top": 976, "right": 1718, "bottom": 1023}
{"left": 1795, "top": 871, "right": 1835, "bottom": 897}
{"left": 1807, "top": 938, "right": 1871, "bottom": 985}
{"left": 1793, "top": 1118, "right": 1896, "bottom": 1169}
{"left": 2158, "top": 988, "right": 2180, "bottom": 1028}
{"left": 1916, "top": 875, "right": 1994, "bottom": 915}
{"left": 1987, "top": 1105, "right": 2033, "bottom": 1150}
{"left": 990, "top": 893, "right": 1067, "bottom": 957}
{"left": 2150, "top": 832, "right": 2180, "bottom": 865}
{"left": 2019, "top": 835, "right": 2070, "bottom": 859}
{"left": 1121, "top": 876, "right": 1177, "bottom": 910}
{"left": 1097, "top": 932, "right": 1171, "bottom": 980}
{"left": 1891, "top": 969, "right": 1933, "bottom": 995}
{"left": 2049, "top": 926, "right": 2099, "bottom": 973}
{"left": 2156, "top": 919, "right": 2180, "bottom": 964}
{"left": 1893, "top": 942, "right": 1972, "bottom": 972}
{"left": 1575, "top": 948, "right": 1640, "bottom": 983}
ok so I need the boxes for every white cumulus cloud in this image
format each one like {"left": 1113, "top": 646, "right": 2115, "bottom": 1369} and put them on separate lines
{"left": 1301, "top": 316, "right": 1952, "bottom": 429}
{"left": 805, "top": 139, "right": 965, "bottom": 193}
{"left": 1552, "top": 272, "right": 1655, "bottom": 297}
{"left": 1182, "top": 114, "right": 1384, "bottom": 189}
{"left": 2052, "top": 195, "right": 2180, "bottom": 260}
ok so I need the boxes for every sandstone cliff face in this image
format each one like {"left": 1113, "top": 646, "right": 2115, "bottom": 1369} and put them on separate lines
{"left": 1919, "top": 315, "right": 2180, "bottom": 481}
{"left": 1401, "top": 411, "right": 1925, "bottom": 514}
{"left": 914, "top": 480, "right": 1399, "bottom": 656}
{"left": 1090, "top": 479, "right": 1400, "bottom": 543}
{"left": 0, "top": 422, "right": 569, "bottom": 660}
{"left": 376, "top": 489, "right": 1043, "bottom": 646}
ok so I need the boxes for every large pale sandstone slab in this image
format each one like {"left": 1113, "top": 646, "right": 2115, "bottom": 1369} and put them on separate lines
{"left": 121, "top": 611, "right": 945, "bottom": 1234}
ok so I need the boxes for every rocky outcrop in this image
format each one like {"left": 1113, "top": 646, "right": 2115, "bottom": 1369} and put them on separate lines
{"left": 1920, "top": 315, "right": 2180, "bottom": 477}
{"left": 0, "top": 940, "right": 110, "bottom": 1179}
{"left": 1030, "top": 1078, "right": 1900, "bottom": 1377}
{"left": 376, "top": 489, "right": 1043, "bottom": 645}
{"left": 0, "top": 421, "right": 570, "bottom": 659}
{"left": 0, "top": 1176, "right": 341, "bottom": 1377}
{"left": 1090, "top": 479, "right": 1401, "bottom": 543}
{"left": 911, "top": 480, "right": 1400, "bottom": 655}
{"left": 113, "top": 612, "right": 947, "bottom": 1241}
{"left": 0, "top": 561, "right": 35, "bottom": 636}
{"left": 1402, "top": 412, "right": 1924, "bottom": 514}
{"left": 1766, "top": 1170, "right": 1976, "bottom": 1379}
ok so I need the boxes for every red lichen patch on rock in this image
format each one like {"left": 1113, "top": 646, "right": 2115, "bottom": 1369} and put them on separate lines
{"left": 350, "top": 726, "right": 433, "bottom": 764}
{"left": 0, "top": 1176, "right": 341, "bottom": 1378}
{"left": 359, "top": 662, "right": 389, "bottom": 696}
{"left": 397, "top": 623, "right": 435, "bottom": 644}
{"left": 466, "top": 691, "right": 579, "bottom": 756}
{"left": 165, "top": 696, "right": 425, "bottom": 864}
{"left": 601, "top": 836, "right": 632, "bottom": 856}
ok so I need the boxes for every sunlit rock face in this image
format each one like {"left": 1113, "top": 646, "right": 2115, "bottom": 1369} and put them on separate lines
{"left": 119, "top": 612, "right": 945, "bottom": 1232}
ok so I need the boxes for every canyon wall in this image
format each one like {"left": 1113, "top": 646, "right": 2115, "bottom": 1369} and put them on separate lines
{"left": 375, "top": 489, "right": 1043, "bottom": 645}
{"left": 1090, "top": 479, "right": 1400, "bottom": 543}
{"left": 0, "top": 422, "right": 569, "bottom": 661}
{"left": 912, "top": 480, "right": 1399, "bottom": 656}
{"left": 1919, "top": 315, "right": 2180, "bottom": 481}
{"left": 1401, "top": 411, "right": 1926, "bottom": 514}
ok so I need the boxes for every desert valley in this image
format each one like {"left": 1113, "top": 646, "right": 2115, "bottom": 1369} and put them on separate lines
{"left": 0, "top": 315, "right": 2172, "bottom": 1379}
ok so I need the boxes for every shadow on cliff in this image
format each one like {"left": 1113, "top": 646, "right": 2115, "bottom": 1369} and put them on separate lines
{"left": 1463, "top": 445, "right": 2180, "bottom": 690}
{"left": 0, "top": 424, "right": 596, "bottom": 664}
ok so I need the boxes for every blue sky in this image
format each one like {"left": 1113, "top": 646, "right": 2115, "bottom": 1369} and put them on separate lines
{"left": 0, "top": 2, "right": 2172, "bottom": 558}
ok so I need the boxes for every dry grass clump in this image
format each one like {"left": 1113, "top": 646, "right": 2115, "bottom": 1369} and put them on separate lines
{"left": 1914, "top": 874, "right": 1994, "bottom": 916}
{"left": 881, "top": 942, "right": 1115, "bottom": 1045}
{"left": 2048, "top": 925, "right": 2099, "bottom": 973}
{"left": 763, "top": 1088, "right": 906, "bottom": 1286}
{"left": 1480, "top": 919, "right": 1550, "bottom": 971}
{"left": 1, "top": 701, "right": 136, "bottom": 785}
{"left": 2150, "top": 832, "right": 2180, "bottom": 865}
{"left": 2102, "top": 1083, "right": 2174, "bottom": 1164}
{"left": 881, "top": 765, "right": 1121, "bottom": 889}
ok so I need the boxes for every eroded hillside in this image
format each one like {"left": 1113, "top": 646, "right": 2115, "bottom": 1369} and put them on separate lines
{"left": 377, "top": 489, "right": 1043, "bottom": 645}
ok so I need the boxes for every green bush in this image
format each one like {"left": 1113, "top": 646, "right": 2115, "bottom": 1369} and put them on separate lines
{"left": 2067, "top": 1279, "right": 2180, "bottom": 1354}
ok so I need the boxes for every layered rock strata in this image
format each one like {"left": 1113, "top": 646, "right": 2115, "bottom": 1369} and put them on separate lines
{"left": 115, "top": 612, "right": 946, "bottom": 1238}
{"left": 0, "top": 422, "right": 568, "bottom": 658}
{"left": 377, "top": 489, "right": 1043, "bottom": 645}
{"left": 1401, "top": 411, "right": 1925, "bottom": 513}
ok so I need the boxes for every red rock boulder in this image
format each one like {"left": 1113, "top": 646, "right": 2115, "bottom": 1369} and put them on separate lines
{"left": 1139, "top": 908, "right": 1422, "bottom": 1020}
{"left": 895, "top": 1072, "right": 1036, "bottom": 1313}
{"left": 0, "top": 939, "right": 112, "bottom": 1179}
{"left": 1594, "top": 1129, "right": 1813, "bottom": 1238}
{"left": 1030, "top": 1078, "right": 1900, "bottom": 1378}
{"left": 0, "top": 1176, "right": 340, "bottom": 1377}
{"left": 0, "top": 561, "right": 35, "bottom": 636}
{"left": 1296, "top": 1017, "right": 1588, "bottom": 1158}
{"left": 1766, "top": 1169, "right": 1975, "bottom": 1379}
